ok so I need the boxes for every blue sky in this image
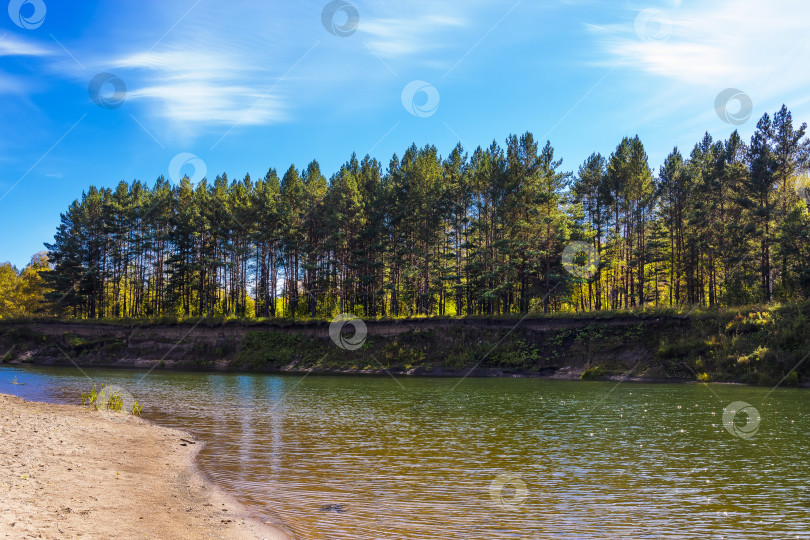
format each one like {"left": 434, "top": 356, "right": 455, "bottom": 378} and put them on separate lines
{"left": 1, "top": 0, "right": 809, "bottom": 268}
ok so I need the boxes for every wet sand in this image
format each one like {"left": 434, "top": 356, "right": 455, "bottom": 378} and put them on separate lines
{"left": 0, "top": 393, "right": 289, "bottom": 539}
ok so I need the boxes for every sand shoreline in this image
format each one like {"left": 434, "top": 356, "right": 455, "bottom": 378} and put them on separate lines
{"left": 0, "top": 393, "right": 290, "bottom": 539}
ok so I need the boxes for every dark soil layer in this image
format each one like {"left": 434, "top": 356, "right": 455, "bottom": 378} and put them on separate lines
{"left": 2, "top": 304, "right": 809, "bottom": 386}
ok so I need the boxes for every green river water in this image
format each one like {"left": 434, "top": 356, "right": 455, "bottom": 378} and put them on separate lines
{"left": 1, "top": 365, "right": 808, "bottom": 539}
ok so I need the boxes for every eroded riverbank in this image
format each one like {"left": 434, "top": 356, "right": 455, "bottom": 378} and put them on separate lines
{"left": 0, "top": 315, "right": 685, "bottom": 378}
{"left": 2, "top": 304, "right": 809, "bottom": 386}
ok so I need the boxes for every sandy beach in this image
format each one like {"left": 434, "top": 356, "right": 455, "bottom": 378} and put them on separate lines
{"left": 0, "top": 393, "right": 289, "bottom": 539}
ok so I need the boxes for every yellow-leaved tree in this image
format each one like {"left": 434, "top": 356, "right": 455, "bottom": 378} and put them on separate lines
{"left": 0, "top": 252, "right": 52, "bottom": 319}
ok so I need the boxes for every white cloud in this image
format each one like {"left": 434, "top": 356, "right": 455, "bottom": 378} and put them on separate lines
{"left": 110, "top": 49, "right": 286, "bottom": 127}
{"left": 0, "top": 34, "right": 52, "bottom": 57}
{"left": 592, "top": 0, "right": 810, "bottom": 93}
{"left": 360, "top": 12, "right": 467, "bottom": 57}
{"left": 128, "top": 83, "right": 285, "bottom": 126}
{"left": 99, "top": 1, "right": 473, "bottom": 131}
{"left": 0, "top": 36, "right": 52, "bottom": 97}
{"left": 582, "top": 0, "right": 810, "bottom": 141}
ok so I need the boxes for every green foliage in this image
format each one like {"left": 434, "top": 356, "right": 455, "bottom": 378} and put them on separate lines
{"left": 624, "top": 324, "right": 644, "bottom": 340}
{"left": 1, "top": 326, "right": 46, "bottom": 342}
{"left": 657, "top": 338, "right": 711, "bottom": 360}
{"left": 649, "top": 303, "right": 810, "bottom": 384}
{"left": 785, "top": 371, "right": 800, "bottom": 387}
{"left": 63, "top": 332, "right": 87, "bottom": 347}
{"left": 35, "top": 108, "right": 807, "bottom": 322}
{"left": 0, "top": 253, "right": 53, "bottom": 319}
{"left": 80, "top": 384, "right": 140, "bottom": 415}
{"left": 580, "top": 365, "right": 604, "bottom": 380}
{"left": 131, "top": 401, "right": 143, "bottom": 416}
{"left": 489, "top": 339, "right": 540, "bottom": 367}
{"left": 236, "top": 331, "right": 321, "bottom": 369}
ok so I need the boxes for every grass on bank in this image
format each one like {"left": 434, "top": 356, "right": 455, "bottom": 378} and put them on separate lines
{"left": 0, "top": 303, "right": 714, "bottom": 327}
{"left": 80, "top": 384, "right": 143, "bottom": 416}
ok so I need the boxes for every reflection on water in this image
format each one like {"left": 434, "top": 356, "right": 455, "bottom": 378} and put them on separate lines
{"left": 2, "top": 365, "right": 809, "bottom": 539}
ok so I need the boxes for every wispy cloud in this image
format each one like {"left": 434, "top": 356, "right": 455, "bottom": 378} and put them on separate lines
{"left": 0, "top": 40, "right": 48, "bottom": 95}
{"left": 583, "top": 0, "right": 810, "bottom": 139}
{"left": 360, "top": 12, "right": 467, "bottom": 57}
{"left": 110, "top": 49, "right": 287, "bottom": 128}
{"left": 0, "top": 35, "right": 52, "bottom": 57}
{"left": 102, "top": 1, "right": 474, "bottom": 132}
{"left": 592, "top": 0, "right": 810, "bottom": 92}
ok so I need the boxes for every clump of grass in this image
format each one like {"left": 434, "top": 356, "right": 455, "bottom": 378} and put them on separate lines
{"left": 581, "top": 365, "right": 604, "bottom": 380}
{"left": 131, "top": 401, "right": 143, "bottom": 416}
{"left": 80, "top": 384, "right": 141, "bottom": 416}
{"left": 104, "top": 388, "right": 124, "bottom": 412}
{"left": 80, "top": 384, "right": 100, "bottom": 408}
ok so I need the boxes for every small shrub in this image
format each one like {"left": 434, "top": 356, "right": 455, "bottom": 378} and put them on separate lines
{"left": 444, "top": 352, "right": 471, "bottom": 369}
{"left": 581, "top": 365, "right": 604, "bottom": 380}
{"left": 656, "top": 337, "right": 709, "bottom": 359}
{"left": 64, "top": 332, "right": 88, "bottom": 347}
{"left": 3, "top": 327, "right": 46, "bottom": 342}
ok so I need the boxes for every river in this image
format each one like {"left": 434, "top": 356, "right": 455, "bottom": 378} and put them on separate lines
{"left": 1, "top": 365, "right": 807, "bottom": 539}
